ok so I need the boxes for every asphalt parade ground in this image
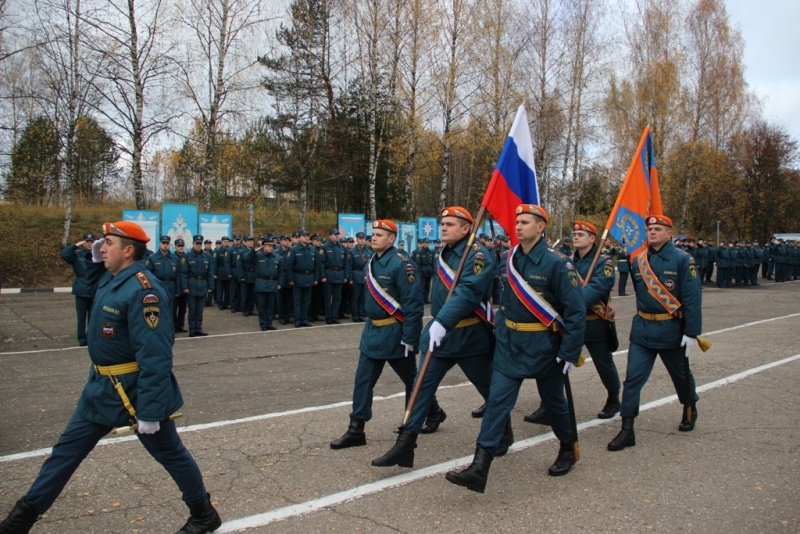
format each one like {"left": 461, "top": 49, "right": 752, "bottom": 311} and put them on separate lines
{"left": 1, "top": 281, "right": 798, "bottom": 533}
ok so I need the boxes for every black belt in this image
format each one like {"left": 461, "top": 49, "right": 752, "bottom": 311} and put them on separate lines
{"left": 257, "top": 276, "right": 277, "bottom": 280}
{"left": 294, "top": 270, "right": 311, "bottom": 274}
{"left": 191, "top": 276, "right": 207, "bottom": 280}
{"left": 329, "top": 267, "right": 342, "bottom": 271}
{"left": 352, "top": 267, "right": 363, "bottom": 271}
{"left": 159, "top": 277, "right": 176, "bottom": 281}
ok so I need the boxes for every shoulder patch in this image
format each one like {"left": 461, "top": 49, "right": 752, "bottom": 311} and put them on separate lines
{"left": 135, "top": 271, "right": 153, "bottom": 289}
{"left": 405, "top": 263, "right": 416, "bottom": 284}
{"left": 143, "top": 306, "right": 160, "bottom": 329}
{"left": 474, "top": 254, "right": 485, "bottom": 275}
{"left": 142, "top": 293, "right": 159, "bottom": 304}
{"left": 549, "top": 249, "right": 568, "bottom": 260}
{"left": 603, "top": 264, "right": 614, "bottom": 278}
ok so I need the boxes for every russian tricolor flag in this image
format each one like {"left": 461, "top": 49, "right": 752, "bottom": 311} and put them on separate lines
{"left": 481, "top": 105, "right": 540, "bottom": 245}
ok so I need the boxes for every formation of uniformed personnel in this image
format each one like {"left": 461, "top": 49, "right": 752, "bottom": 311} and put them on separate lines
{"left": 236, "top": 236, "right": 257, "bottom": 316}
{"left": 348, "top": 231, "right": 373, "bottom": 322}
{"left": 182, "top": 235, "right": 214, "bottom": 337}
{"left": 144, "top": 235, "right": 181, "bottom": 312}
{"left": 446, "top": 204, "right": 585, "bottom": 494}
{"left": 372, "top": 207, "right": 502, "bottom": 469}
{"left": 285, "top": 230, "right": 318, "bottom": 328}
{"left": 410, "top": 237, "right": 434, "bottom": 304}
{"left": 0, "top": 221, "right": 221, "bottom": 534}
{"left": 254, "top": 239, "right": 281, "bottom": 331}
{"left": 330, "top": 219, "right": 424, "bottom": 451}
{"left": 319, "top": 228, "right": 349, "bottom": 324}
{"left": 608, "top": 214, "right": 702, "bottom": 452}
{"left": 173, "top": 238, "right": 189, "bottom": 332}
{"left": 61, "top": 232, "right": 98, "bottom": 346}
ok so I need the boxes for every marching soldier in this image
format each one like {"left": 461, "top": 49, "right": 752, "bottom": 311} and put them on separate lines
{"left": 0, "top": 221, "right": 221, "bottom": 534}
{"left": 608, "top": 215, "right": 702, "bottom": 452}
{"left": 182, "top": 235, "right": 214, "bottom": 337}
{"left": 348, "top": 232, "right": 373, "bottom": 322}
{"left": 61, "top": 233, "right": 98, "bottom": 346}
{"left": 372, "top": 207, "right": 500, "bottom": 469}
{"left": 445, "top": 204, "right": 585, "bottom": 493}
{"left": 330, "top": 220, "right": 423, "bottom": 452}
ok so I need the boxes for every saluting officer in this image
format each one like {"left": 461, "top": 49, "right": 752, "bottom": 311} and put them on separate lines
{"left": 61, "top": 232, "right": 98, "bottom": 346}
{"left": 0, "top": 222, "right": 221, "bottom": 534}
{"left": 372, "top": 207, "right": 499, "bottom": 469}
{"left": 446, "top": 205, "right": 585, "bottom": 493}
{"left": 285, "top": 230, "right": 318, "bottom": 328}
{"left": 330, "top": 220, "right": 423, "bottom": 451}
{"left": 320, "top": 228, "right": 348, "bottom": 324}
{"left": 349, "top": 232, "right": 373, "bottom": 322}
{"left": 182, "top": 235, "right": 214, "bottom": 337}
{"left": 608, "top": 215, "right": 702, "bottom": 452}
{"left": 254, "top": 239, "right": 281, "bottom": 331}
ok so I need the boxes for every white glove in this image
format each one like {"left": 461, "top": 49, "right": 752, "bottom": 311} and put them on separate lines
{"left": 556, "top": 357, "right": 575, "bottom": 375}
{"left": 428, "top": 320, "right": 447, "bottom": 352}
{"left": 681, "top": 335, "right": 694, "bottom": 354}
{"left": 401, "top": 341, "right": 415, "bottom": 358}
{"left": 91, "top": 238, "right": 105, "bottom": 262}
{"left": 137, "top": 420, "right": 160, "bottom": 434}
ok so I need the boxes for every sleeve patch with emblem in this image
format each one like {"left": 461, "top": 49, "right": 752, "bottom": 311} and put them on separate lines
{"left": 604, "top": 264, "right": 614, "bottom": 278}
{"left": 142, "top": 293, "right": 159, "bottom": 304}
{"left": 474, "top": 255, "right": 485, "bottom": 275}
{"left": 568, "top": 271, "right": 579, "bottom": 287}
{"left": 405, "top": 263, "right": 416, "bottom": 284}
{"left": 143, "top": 306, "right": 160, "bottom": 329}
{"left": 689, "top": 265, "right": 697, "bottom": 278}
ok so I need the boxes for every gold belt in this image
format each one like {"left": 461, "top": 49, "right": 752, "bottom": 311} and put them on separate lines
{"left": 637, "top": 311, "right": 684, "bottom": 321}
{"left": 586, "top": 313, "right": 602, "bottom": 321}
{"left": 455, "top": 317, "right": 481, "bottom": 328}
{"left": 95, "top": 362, "right": 140, "bottom": 375}
{"left": 504, "top": 319, "right": 555, "bottom": 332}
{"left": 371, "top": 317, "right": 398, "bottom": 327}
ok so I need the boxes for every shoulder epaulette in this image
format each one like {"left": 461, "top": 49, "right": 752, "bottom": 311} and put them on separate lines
{"left": 397, "top": 253, "right": 408, "bottom": 262}
{"left": 548, "top": 249, "right": 568, "bottom": 261}
{"left": 135, "top": 271, "right": 153, "bottom": 289}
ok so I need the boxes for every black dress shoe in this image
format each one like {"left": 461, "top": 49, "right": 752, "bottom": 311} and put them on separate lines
{"left": 78, "top": 341, "right": 88, "bottom": 347}
{"left": 421, "top": 403, "right": 447, "bottom": 434}
{"left": 679, "top": 405, "right": 697, "bottom": 431}
{"left": 280, "top": 320, "right": 288, "bottom": 325}
{"left": 471, "top": 402, "right": 487, "bottom": 418}
{"left": 176, "top": 328, "right": 188, "bottom": 333}
{"left": 548, "top": 442, "right": 576, "bottom": 476}
{"left": 188, "top": 332, "right": 196, "bottom": 337}
{"left": 195, "top": 331, "right": 208, "bottom": 336}
{"left": 331, "top": 319, "right": 341, "bottom": 324}
{"left": 242, "top": 311, "right": 250, "bottom": 317}
{"left": 523, "top": 405, "right": 550, "bottom": 425}
{"left": 301, "top": 322, "right": 312, "bottom": 327}
{"left": 597, "top": 395, "right": 621, "bottom": 419}
{"left": 267, "top": 325, "right": 277, "bottom": 330}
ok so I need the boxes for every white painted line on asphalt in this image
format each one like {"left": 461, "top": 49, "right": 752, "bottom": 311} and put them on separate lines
{"left": 2, "top": 312, "right": 799, "bottom": 463}
{"left": 217, "top": 352, "right": 800, "bottom": 532}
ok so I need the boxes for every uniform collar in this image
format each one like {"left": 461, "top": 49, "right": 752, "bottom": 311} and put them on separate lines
{"left": 108, "top": 260, "right": 147, "bottom": 290}
{"left": 374, "top": 246, "right": 396, "bottom": 264}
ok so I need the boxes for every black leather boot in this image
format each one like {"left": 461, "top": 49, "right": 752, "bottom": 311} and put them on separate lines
{"left": 371, "top": 428, "right": 418, "bottom": 467}
{"left": 420, "top": 401, "right": 447, "bottom": 434}
{"left": 494, "top": 417, "right": 514, "bottom": 457}
{"left": 607, "top": 416, "right": 636, "bottom": 451}
{"left": 445, "top": 447, "right": 493, "bottom": 493}
{"left": 330, "top": 417, "right": 367, "bottom": 449}
{"left": 597, "top": 393, "right": 621, "bottom": 419}
{"left": 175, "top": 493, "right": 222, "bottom": 534}
{"left": 0, "top": 498, "right": 40, "bottom": 534}
{"left": 548, "top": 441, "right": 577, "bottom": 476}
{"left": 679, "top": 405, "right": 698, "bottom": 432}
{"left": 471, "top": 401, "right": 487, "bottom": 418}
{"left": 523, "top": 404, "right": 549, "bottom": 425}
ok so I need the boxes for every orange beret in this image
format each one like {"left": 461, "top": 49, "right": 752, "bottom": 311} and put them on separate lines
{"left": 646, "top": 215, "right": 672, "bottom": 228}
{"left": 572, "top": 220, "right": 597, "bottom": 235}
{"left": 372, "top": 219, "right": 398, "bottom": 234}
{"left": 515, "top": 204, "right": 549, "bottom": 223}
{"left": 103, "top": 221, "right": 150, "bottom": 243}
{"left": 441, "top": 206, "right": 473, "bottom": 224}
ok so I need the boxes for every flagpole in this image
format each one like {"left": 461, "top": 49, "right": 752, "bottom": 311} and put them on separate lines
{"left": 402, "top": 205, "right": 488, "bottom": 426}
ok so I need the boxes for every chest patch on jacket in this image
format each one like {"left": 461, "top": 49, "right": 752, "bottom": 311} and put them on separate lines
{"left": 101, "top": 322, "right": 117, "bottom": 339}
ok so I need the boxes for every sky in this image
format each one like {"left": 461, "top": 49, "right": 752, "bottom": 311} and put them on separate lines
{"left": 725, "top": 0, "right": 800, "bottom": 143}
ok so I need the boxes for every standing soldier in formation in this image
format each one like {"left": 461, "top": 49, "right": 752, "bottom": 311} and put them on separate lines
{"left": 182, "top": 235, "right": 214, "bottom": 337}
{"left": 310, "top": 234, "right": 325, "bottom": 321}
{"left": 145, "top": 235, "right": 181, "bottom": 313}
{"left": 237, "top": 236, "right": 257, "bottom": 316}
{"left": 61, "top": 232, "right": 98, "bottom": 347}
{"left": 608, "top": 215, "right": 702, "bottom": 452}
{"left": 613, "top": 240, "right": 630, "bottom": 296}
{"left": 320, "top": 228, "right": 349, "bottom": 324}
{"left": 445, "top": 205, "right": 585, "bottom": 493}
{"left": 729, "top": 240, "right": 742, "bottom": 286}
{"left": 340, "top": 236, "right": 354, "bottom": 319}
{"left": 277, "top": 235, "right": 294, "bottom": 324}
{"left": 750, "top": 240, "right": 763, "bottom": 285}
{"left": 330, "top": 219, "right": 423, "bottom": 452}
{"left": 558, "top": 237, "right": 572, "bottom": 257}
{"left": 214, "top": 237, "right": 230, "bottom": 309}
{"left": 411, "top": 237, "right": 434, "bottom": 304}
{"left": 349, "top": 231, "right": 372, "bottom": 322}
{"left": 715, "top": 241, "right": 730, "bottom": 287}
{"left": 286, "top": 230, "right": 318, "bottom": 328}
{"left": 173, "top": 238, "right": 189, "bottom": 333}
{"left": 226, "top": 235, "right": 242, "bottom": 313}
{"left": 372, "top": 207, "right": 499, "bottom": 469}
{"left": 705, "top": 239, "right": 717, "bottom": 285}
{"left": 204, "top": 240, "right": 215, "bottom": 306}
{"left": 0, "top": 221, "right": 222, "bottom": 534}
{"left": 255, "top": 239, "right": 281, "bottom": 331}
